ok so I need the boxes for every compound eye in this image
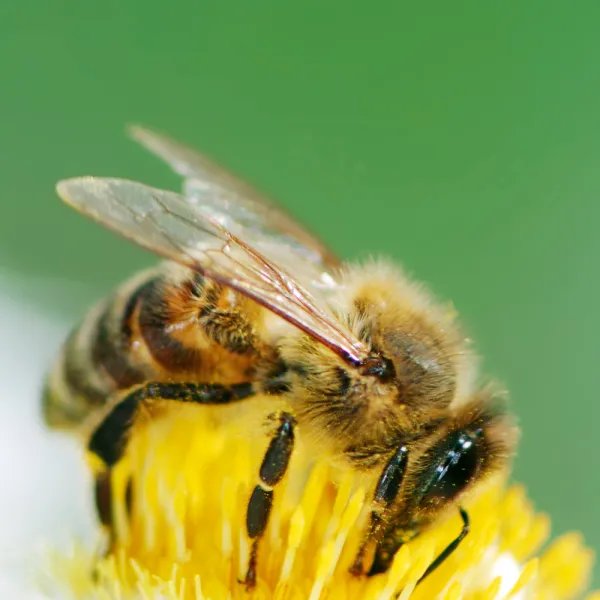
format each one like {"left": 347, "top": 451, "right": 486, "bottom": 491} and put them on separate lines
{"left": 419, "top": 429, "right": 482, "bottom": 503}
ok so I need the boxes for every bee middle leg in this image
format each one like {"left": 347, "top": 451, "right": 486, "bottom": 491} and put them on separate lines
{"left": 88, "top": 380, "right": 255, "bottom": 541}
{"left": 243, "top": 411, "right": 296, "bottom": 590}
{"left": 350, "top": 444, "right": 408, "bottom": 577}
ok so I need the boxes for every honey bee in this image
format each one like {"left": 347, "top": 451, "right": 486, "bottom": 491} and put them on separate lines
{"left": 43, "top": 126, "right": 517, "bottom": 589}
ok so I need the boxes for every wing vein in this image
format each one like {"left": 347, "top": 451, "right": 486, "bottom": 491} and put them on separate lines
{"left": 56, "top": 126, "right": 371, "bottom": 365}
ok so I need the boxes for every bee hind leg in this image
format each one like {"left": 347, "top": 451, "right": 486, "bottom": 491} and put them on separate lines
{"left": 87, "top": 381, "right": 255, "bottom": 553}
{"left": 88, "top": 381, "right": 255, "bottom": 468}
{"left": 242, "top": 412, "right": 296, "bottom": 591}
{"left": 92, "top": 469, "right": 134, "bottom": 556}
{"left": 94, "top": 469, "right": 114, "bottom": 532}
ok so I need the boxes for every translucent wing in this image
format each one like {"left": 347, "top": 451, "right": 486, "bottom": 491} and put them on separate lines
{"left": 128, "top": 125, "right": 340, "bottom": 274}
{"left": 56, "top": 177, "right": 368, "bottom": 365}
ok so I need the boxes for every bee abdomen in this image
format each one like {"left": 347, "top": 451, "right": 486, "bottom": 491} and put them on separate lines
{"left": 42, "top": 326, "right": 114, "bottom": 430}
{"left": 91, "top": 281, "right": 150, "bottom": 389}
{"left": 43, "top": 263, "right": 263, "bottom": 431}
{"left": 43, "top": 269, "right": 160, "bottom": 430}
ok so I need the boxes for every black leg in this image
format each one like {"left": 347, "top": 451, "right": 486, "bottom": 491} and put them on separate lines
{"left": 89, "top": 381, "right": 254, "bottom": 467}
{"left": 94, "top": 469, "right": 114, "bottom": 530}
{"left": 368, "top": 509, "right": 470, "bottom": 581}
{"left": 125, "top": 476, "right": 134, "bottom": 518}
{"left": 417, "top": 508, "right": 470, "bottom": 584}
{"left": 93, "top": 470, "right": 134, "bottom": 545}
{"left": 243, "top": 412, "right": 296, "bottom": 590}
{"left": 91, "top": 472, "right": 112, "bottom": 583}
{"left": 88, "top": 381, "right": 254, "bottom": 538}
{"left": 350, "top": 445, "right": 409, "bottom": 577}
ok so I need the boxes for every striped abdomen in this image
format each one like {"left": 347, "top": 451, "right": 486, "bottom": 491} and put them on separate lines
{"left": 43, "top": 262, "right": 265, "bottom": 431}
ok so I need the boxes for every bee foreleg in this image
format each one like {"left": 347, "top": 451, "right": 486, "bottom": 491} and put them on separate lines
{"left": 243, "top": 412, "right": 296, "bottom": 590}
{"left": 350, "top": 445, "right": 409, "bottom": 577}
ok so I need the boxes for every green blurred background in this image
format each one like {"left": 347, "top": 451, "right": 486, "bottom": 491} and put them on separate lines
{"left": 1, "top": 0, "right": 599, "bottom": 587}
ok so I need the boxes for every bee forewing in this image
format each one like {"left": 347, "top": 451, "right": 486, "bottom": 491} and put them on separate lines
{"left": 128, "top": 125, "right": 340, "bottom": 270}
{"left": 56, "top": 177, "right": 367, "bottom": 364}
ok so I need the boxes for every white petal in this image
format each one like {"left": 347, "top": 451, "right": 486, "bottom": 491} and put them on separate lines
{"left": 0, "top": 275, "right": 95, "bottom": 589}
{"left": 490, "top": 552, "right": 527, "bottom": 599}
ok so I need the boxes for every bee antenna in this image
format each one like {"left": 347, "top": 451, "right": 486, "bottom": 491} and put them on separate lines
{"left": 418, "top": 508, "right": 470, "bottom": 584}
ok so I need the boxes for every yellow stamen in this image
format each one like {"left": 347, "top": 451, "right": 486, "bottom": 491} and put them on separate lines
{"left": 42, "top": 406, "right": 595, "bottom": 599}
{"left": 507, "top": 558, "right": 538, "bottom": 598}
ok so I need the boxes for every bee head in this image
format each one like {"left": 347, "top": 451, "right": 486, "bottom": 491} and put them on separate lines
{"left": 368, "top": 392, "right": 517, "bottom": 574}
{"left": 367, "top": 321, "right": 460, "bottom": 416}
{"left": 347, "top": 280, "right": 476, "bottom": 417}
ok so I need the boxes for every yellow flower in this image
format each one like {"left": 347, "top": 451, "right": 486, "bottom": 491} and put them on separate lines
{"left": 41, "top": 405, "right": 596, "bottom": 600}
